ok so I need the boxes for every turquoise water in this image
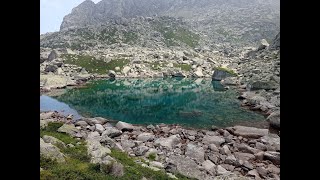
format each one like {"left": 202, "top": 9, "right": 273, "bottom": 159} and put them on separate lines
{"left": 44, "top": 78, "right": 265, "bottom": 128}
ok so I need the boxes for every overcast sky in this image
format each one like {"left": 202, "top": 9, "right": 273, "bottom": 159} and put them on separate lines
{"left": 40, "top": 0, "right": 101, "bottom": 34}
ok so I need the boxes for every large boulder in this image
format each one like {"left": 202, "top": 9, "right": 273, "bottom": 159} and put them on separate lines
{"left": 166, "top": 155, "right": 207, "bottom": 179}
{"left": 86, "top": 138, "right": 111, "bottom": 164}
{"left": 40, "top": 138, "right": 65, "bottom": 163}
{"left": 231, "top": 126, "right": 268, "bottom": 138}
{"left": 116, "top": 121, "right": 134, "bottom": 132}
{"left": 154, "top": 135, "right": 180, "bottom": 149}
{"left": 202, "top": 135, "right": 225, "bottom": 146}
{"left": 48, "top": 50, "right": 58, "bottom": 61}
{"left": 267, "top": 111, "right": 280, "bottom": 129}
{"left": 264, "top": 151, "right": 280, "bottom": 165}
{"left": 212, "top": 68, "right": 235, "bottom": 81}
{"left": 102, "top": 127, "right": 122, "bottom": 138}
{"left": 122, "top": 66, "right": 131, "bottom": 75}
{"left": 185, "top": 143, "right": 205, "bottom": 163}
{"left": 42, "top": 135, "right": 66, "bottom": 148}
{"left": 57, "top": 124, "right": 80, "bottom": 137}
{"left": 137, "top": 133, "right": 155, "bottom": 142}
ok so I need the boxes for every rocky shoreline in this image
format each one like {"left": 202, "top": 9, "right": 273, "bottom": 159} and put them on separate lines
{"left": 40, "top": 111, "right": 280, "bottom": 180}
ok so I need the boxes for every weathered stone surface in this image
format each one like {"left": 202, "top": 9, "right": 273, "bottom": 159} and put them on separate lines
{"left": 40, "top": 120, "right": 48, "bottom": 129}
{"left": 40, "top": 138, "right": 65, "bottom": 163}
{"left": 234, "top": 152, "right": 255, "bottom": 161}
{"left": 166, "top": 155, "right": 207, "bottom": 179}
{"left": 95, "top": 124, "right": 105, "bottom": 134}
{"left": 185, "top": 143, "right": 205, "bottom": 163}
{"left": 42, "top": 135, "right": 66, "bottom": 148}
{"left": 232, "top": 126, "right": 268, "bottom": 138}
{"left": 202, "top": 135, "right": 225, "bottom": 146}
{"left": 264, "top": 151, "right": 280, "bottom": 165}
{"left": 202, "top": 160, "right": 216, "bottom": 175}
{"left": 102, "top": 127, "right": 122, "bottom": 138}
{"left": 154, "top": 135, "right": 180, "bottom": 149}
{"left": 75, "top": 120, "right": 88, "bottom": 127}
{"left": 116, "top": 121, "right": 134, "bottom": 131}
{"left": 137, "top": 133, "right": 155, "bottom": 142}
{"left": 216, "top": 165, "right": 229, "bottom": 175}
{"left": 57, "top": 124, "right": 80, "bottom": 137}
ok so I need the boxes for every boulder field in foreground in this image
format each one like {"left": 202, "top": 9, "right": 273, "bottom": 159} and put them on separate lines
{"left": 40, "top": 112, "right": 280, "bottom": 180}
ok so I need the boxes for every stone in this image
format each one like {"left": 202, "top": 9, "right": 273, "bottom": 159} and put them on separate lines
{"left": 110, "top": 162, "right": 124, "bottom": 177}
{"left": 185, "top": 143, "right": 205, "bottom": 163}
{"left": 108, "top": 70, "right": 116, "bottom": 78}
{"left": 255, "top": 142, "right": 267, "bottom": 151}
{"left": 48, "top": 50, "right": 58, "bottom": 61}
{"left": 120, "top": 140, "right": 136, "bottom": 151}
{"left": 166, "top": 155, "right": 207, "bottom": 179}
{"left": 209, "top": 144, "right": 219, "bottom": 152}
{"left": 208, "top": 154, "right": 219, "bottom": 164}
{"left": 137, "top": 133, "right": 155, "bottom": 142}
{"left": 86, "top": 138, "right": 111, "bottom": 164}
{"left": 154, "top": 135, "right": 180, "bottom": 149}
{"left": 116, "top": 121, "right": 134, "bottom": 132}
{"left": 267, "top": 164, "right": 280, "bottom": 174}
{"left": 216, "top": 165, "right": 229, "bottom": 175}
{"left": 256, "top": 167, "right": 268, "bottom": 177}
{"left": 115, "top": 67, "right": 120, "bottom": 71}
{"left": 40, "top": 112, "right": 55, "bottom": 120}
{"left": 87, "top": 131, "right": 101, "bottom": 141}
{"left": 225, "top": 155, "right": 237, "bottom": 165}
{"left": 242, "top": 161, "right": 253, "bottom": 170}
{"left": 264, "top": 151, "right": 280, "bottom": 165}
{"left": 212, "top": 68, "right": 234, "bottom": 81}
{"left": 40, "top": 138, "right": 65, "bottom": 163}
{"left": 134, "top": 146, "right": 149, "bottom": 156}
{"left": 40, "top": 120, "right": 48, "bottom": 129}
{"left": 173, "top": 72, "right": 186, "bottom": 77}
{"left": 75, "top": 120, "right": 88, "bottom": 127}
{"left": 220, "top": 145, "right": 232, "bottom": 156}
{"left": 202, "top": 135, "right": 225, "bottom": 146}
{"left": 248, "top": 169, "right": 261, "bottom": 180}
{"left": 232, "top": 126, "right": 268, "bottom": 138}
{"left": 42, "top": 135, "right": 66, "bottom": 148}
{"left": 57, "top": 124, "right": 80, "bottom": 137}
{"left": 193, "top": 67, "right": 204, "bottom": 77}
{"left": 84, "top": 118, "right": 104, "bottom": 125}
{"left": 202, "top": 160, "right": 216, "bottom": 175}
{"left": 45, "top": 65, "right": 58, "bottom": 73}
{"left": 254, "top": 151, "right": 265, "bottom": 161}
{"left": 150, "top": 161, "right": 164, "bottom": 169}
{"left": 95, "top": 124, "right": 105, "bottom": 134}
{"left": 122, "top": 66, "right": 131, "bottom": 75}
{"left": 267, "top": 111, "right": 280, "bottom": 129}
{"left": 234, "top": 152, "right": 255, "bottom": 161}
{"left": 236, "top": 143, "right": 260, "bottom": 154}
{"left": 102, "top": 127, "right": 122, "bottom": 138}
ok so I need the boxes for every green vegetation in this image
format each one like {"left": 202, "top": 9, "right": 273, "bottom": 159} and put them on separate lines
{"left": 62, "top": 54, "right": 129, "bottom": 74}
{"left": 215, "top": 67, "right": 237, "bottom": 76}
{"left": 153, "top": 22, "right": 199, "bottom": 48}
{"left": 173, "top": 63, "right": 192, "bottom": 71}
{"left": 147, "top": 153, "right": 157, "bottom": 161}
{"left": 98, "top": 28, "right": 117, "bottom": 44}
{"left": 40, "top": 122, "right": 192, "bottom": 180}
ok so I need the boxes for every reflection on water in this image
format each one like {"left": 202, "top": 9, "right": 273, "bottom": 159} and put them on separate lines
{"left": 40, "top": 95, "right": 82, "bottom": 120}
{"left": 43, "top": 78, "right": 265, "bottom": 128}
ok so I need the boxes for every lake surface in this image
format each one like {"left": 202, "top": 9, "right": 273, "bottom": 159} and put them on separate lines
{"left": 41, "top": 78, "right": 265, "bottom": 128}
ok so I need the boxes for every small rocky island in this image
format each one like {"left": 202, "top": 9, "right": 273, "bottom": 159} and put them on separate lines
{"left": 40, "top": 0, "right": 280, "bottom": 179}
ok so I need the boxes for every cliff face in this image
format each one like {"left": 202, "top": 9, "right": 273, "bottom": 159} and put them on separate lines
{"left": 60, "top": 0, "right": 280, "bottom": 34}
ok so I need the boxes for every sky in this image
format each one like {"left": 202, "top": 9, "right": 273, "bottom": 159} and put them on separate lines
{"left": 40, "top": 0, "right": 102, "bottom": 34}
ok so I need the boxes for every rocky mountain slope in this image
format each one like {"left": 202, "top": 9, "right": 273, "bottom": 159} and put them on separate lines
{"left": 41, "top": 111, "right": 280, "bottom": 180}
{"left": 41, "top": 0, "right": 279, "bottom": 49}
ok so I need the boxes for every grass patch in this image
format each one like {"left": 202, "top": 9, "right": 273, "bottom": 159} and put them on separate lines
{"left": 62, "top": 54, "right": 129, "bottom": 74}
{"left": 173, "top": 63, "right": 192, "bottom": 71}
{"left": 215, "top": 67, "right": 237, "bottom": 76}
{"left": 40, "top": 122, "right": 192, "bottom": 180}
{"left": 147, "top": 153, "right": 157, "bottom": 161}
